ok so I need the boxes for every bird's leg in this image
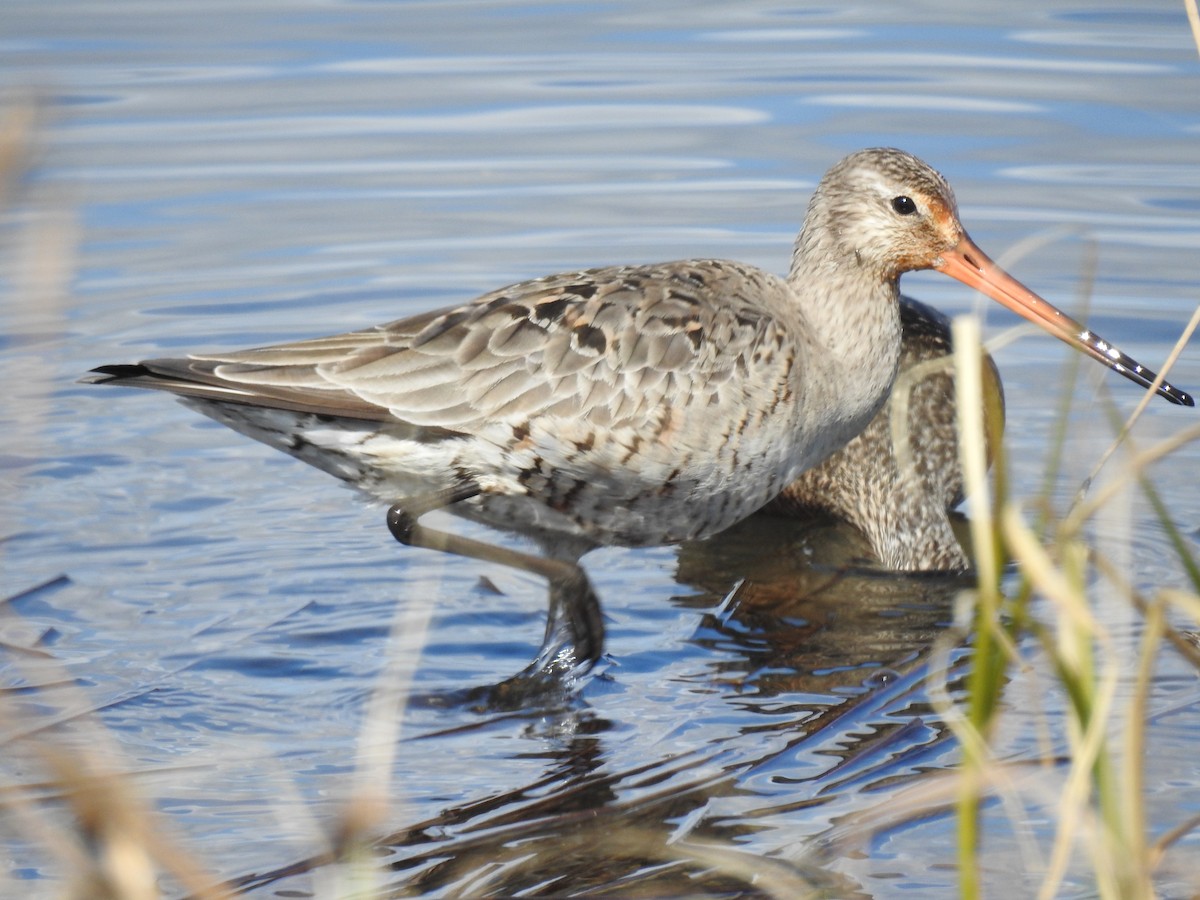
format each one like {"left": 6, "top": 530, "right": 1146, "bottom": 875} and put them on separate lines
{"left": 528, "top": 561, "right": 604, "bottom": 677}
{"left": 386, "top": 486, "right": 605, "bottom": 681}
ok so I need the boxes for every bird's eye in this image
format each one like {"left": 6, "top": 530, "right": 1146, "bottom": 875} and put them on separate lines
{"left": 891, "top": 195, "right": 918, "bottom": 216}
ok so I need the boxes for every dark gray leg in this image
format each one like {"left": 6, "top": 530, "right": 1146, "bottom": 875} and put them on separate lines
{"left": 386, "top": 485, "right": 605, "bottom": 677}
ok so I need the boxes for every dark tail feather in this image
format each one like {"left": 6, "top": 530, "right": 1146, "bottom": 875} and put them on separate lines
{"left": 79, "top": 360, "right": 422, "bottom": 424}
{"left": 79, "top": 363, "right": 153, "bottom": 384}
{"left": 79, "top": 362, "right": 266, "bottom": 405}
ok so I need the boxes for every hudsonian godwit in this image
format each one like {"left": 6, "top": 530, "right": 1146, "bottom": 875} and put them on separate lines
{"left": 83, "top": 148, "right": 1192, "bottom": 680}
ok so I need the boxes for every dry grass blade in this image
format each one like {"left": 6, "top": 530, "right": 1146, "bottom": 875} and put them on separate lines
{"left": 0, "top": 97, "right": 227, "bottom": 900}
{"left": 949, "top": 314, "right": 1001, "bottom": 900}
{"left": 1151, "top": 812, "right": 1200, "bottom": 861}
{"left": 1091, "top": 558, "right": 1200, "bottom": 671}
{"left": 1063, "top": 423, "right": 1200, "bottom": 536}
{"left": 310, "top": 589, "right": 441, "bottom": 897}
{"left": 1157, "top": 586, "right": 1200, "bottom": 624}
{"left": 954, "top": 316, "right": 995, "bottom": 593}
{"left": 1120, "top": 598, "right": 1160, "bottom": 889}
{"left": 0, "top": 605, "right": 234, "bottom": 899}
{"left": 1001, "top": 508, "right": 1099, "bottom": 639}
{"left": 1186, "top": 0, "right": 1200, "bottom": 55}
{"left": 0, "top": 722, "right": 230, "bottom": 899}
{"left": 46, "top": 751, "right": 230, "bottom": 900}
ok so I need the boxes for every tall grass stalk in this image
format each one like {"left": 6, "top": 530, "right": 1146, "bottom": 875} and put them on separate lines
{"left": 950, "top": 303, "right": 1200, "bottom": 898}
{"left": 950, "top": 315, "right": 1003, "bottom": 899}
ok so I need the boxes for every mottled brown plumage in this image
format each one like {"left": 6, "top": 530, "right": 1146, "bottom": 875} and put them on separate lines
{"left": 82, "top": 148, "right": 1190, "bottom": 680}
{"left": 770, "top": 295, "right": 1005, "bottom": 571}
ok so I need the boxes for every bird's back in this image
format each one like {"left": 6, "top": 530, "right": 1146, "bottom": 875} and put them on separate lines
{"left": 86, "top": 258, "right": 832, "bottom": 547}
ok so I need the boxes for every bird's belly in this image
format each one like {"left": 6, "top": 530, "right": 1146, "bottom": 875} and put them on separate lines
{"left": 460, "top": 468, "right": 786, "bottom": 549}
{"left": 456, "top": 417, "right": 799, "bottom": 547}
{"left": 187, "top": 401, "right": 801, "bottom": 549}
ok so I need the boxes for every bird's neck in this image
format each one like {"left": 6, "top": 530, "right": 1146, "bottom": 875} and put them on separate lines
{"left": 783, "top": 231, "right": 904, "bottom": 466}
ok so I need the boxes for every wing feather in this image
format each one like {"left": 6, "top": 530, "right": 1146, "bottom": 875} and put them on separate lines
{"left": 159, "top": 260, "right": 790, "bottom": 434}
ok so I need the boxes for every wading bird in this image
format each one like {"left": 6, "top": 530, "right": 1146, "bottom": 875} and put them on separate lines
{"left": 84, "top": 148, "right": 1192, "bottom": 681}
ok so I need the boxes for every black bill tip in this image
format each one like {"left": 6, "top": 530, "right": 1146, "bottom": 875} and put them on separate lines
{"left": 1079, "top": 332, "right": 1193, "bottom": 407}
